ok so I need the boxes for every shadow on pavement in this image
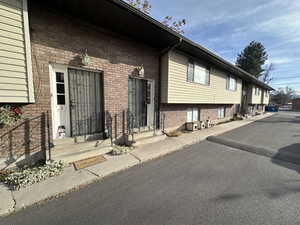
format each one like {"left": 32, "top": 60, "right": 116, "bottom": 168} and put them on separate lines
{"left": 253, "top": 117, "right": 300, "bottom": 124}
{"left": 271, "top": 143, "right": 300, "bottom": 173}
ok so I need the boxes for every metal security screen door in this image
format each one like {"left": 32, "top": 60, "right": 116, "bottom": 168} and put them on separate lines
{"left": 68, "top": 68, "right": 104, "bottom": 137}
{"left": 128, "top": 77, "right": 154, "bottom": 129}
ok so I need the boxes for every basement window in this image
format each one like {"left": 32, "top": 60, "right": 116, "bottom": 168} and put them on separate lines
{"left": 187, "top": 108, "right": 199, "bottom": 122}
{"left": 218, "top": 107, "right": 226, "bottom": 119}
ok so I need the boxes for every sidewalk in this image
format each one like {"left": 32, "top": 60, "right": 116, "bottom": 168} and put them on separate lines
{"left": 0, "top": 113, "right": 273, "bottom": 217}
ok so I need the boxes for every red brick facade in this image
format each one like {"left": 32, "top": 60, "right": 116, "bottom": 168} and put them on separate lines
{"left": 160, "top": 104, "right": 239, "bottom": 130}
{"left": 292, "top": 99, "right": 300, "bottom": 111}
{"left": 0, "top": 114, "right": 47, "bottom": 162}
{"left": 0, "top": 3, "right": 159, "bottom": 160}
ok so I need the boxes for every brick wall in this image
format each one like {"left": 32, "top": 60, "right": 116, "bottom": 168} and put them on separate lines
{"left": 0, "top": 114, "right": 47, "bottom": 158}
{"left": 0, "top": 3, "right": 159, "bottom": 160}
{"left": 160, "top": 104, "right": 239, "bottom": 130}
{"left": 292, "top": 99, "right": 300, "bottom": 111}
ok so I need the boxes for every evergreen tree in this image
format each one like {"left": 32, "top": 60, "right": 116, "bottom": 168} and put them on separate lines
{"left": 236, "top": 41, "right": 268, "bottom": 78}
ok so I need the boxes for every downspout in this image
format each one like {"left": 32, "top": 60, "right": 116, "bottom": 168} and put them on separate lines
{"left": 157, "top": 38, "right": 182, "bottom": 130}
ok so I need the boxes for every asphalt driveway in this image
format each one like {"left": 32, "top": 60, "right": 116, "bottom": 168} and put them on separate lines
{"left": 218, "top": 111, "right": 300, "bottom": 154}
{"left": 2, "top": 134, "right": 300, "bottom": 224}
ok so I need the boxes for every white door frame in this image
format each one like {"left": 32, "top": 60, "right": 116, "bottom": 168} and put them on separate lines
{"left": 147, "top": 80, "right": 155, "bottom": 128}
{"left": 49, "top": 64, "right": 71, "bottom": 139}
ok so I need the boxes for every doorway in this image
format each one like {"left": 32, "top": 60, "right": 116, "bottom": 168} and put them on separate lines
{"left": 50, "top": 65, "right": 104, "bottom": 139}
{"left": 68, "top": 68, "right": 104, "bottom": 137}
{"left": 128, "top": 77, "right": 155, "bottom": 130}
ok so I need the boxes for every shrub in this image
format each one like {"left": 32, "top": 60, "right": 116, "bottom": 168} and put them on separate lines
{"left": 3, "top": 161, "right": 64, "bottom": 190}
{"left": 0, "top": 170, "right": 12, "bottom": 183}
{"left": 0, "top": 105, "right": 23, "bottom": 126}
{"left": 110, "top": 145, "right": 134, "bottom": 156}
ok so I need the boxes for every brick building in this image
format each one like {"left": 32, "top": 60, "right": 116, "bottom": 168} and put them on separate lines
{"left": 0, "top": 0, "right": 273, "bottom": 168}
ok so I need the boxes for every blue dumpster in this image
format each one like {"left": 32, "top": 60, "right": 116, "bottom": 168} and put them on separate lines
{"left": 265, "top": 106, "right": 278, "bottom": 112}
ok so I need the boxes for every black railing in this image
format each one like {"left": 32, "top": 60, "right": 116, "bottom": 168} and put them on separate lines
{"left": 160, "top": 112, "right": 166, "bottom": 133}
{"left": 0, "top": 112, "right": 51, "bottom": 169}
{"left": 105, "top": 111, "right": 113, "bottom": 146}
{"left": 104, "top": 109, "right": 161, "bottom": 146}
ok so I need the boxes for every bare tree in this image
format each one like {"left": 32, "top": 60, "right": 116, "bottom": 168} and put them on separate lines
{"left": 271, "top": 86, "right": 296, "bottom": 105}
{"left": 127, "top": 0, "right": 151, "bottom": 14}
{"left": 126, "top": 0, "right": 186, "bottom": 34}
{"left": 261, "top": 63, "right": 274, "bottom": 84}
{"left": 162, "top": 16, "right": 186, "bottom": 34}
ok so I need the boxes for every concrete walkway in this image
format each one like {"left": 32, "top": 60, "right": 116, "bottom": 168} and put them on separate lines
{"left": 0, "top": 113, "right": 273, "bottom": 217}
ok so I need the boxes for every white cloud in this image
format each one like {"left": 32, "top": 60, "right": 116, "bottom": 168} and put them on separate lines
{"left": 150, "top": 0, "right": 300, "bottom": 90}
{"left": 256, "top": 13, "right": 300, "bottom": 35}
{"left": 266, "top": 58, "right": 293, "bottom": 65}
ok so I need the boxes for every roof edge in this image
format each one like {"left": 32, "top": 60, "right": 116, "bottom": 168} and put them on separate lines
{"left": 108, "top": 0, "right": 274, "bottom": 91}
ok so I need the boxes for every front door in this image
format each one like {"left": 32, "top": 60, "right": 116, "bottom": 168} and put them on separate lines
{"left": 68, "top": 68, "right": 104, "bottom": 137}
{"left": 50, "top": 65, "right": 71, "bottom": 139}
{"left": 128, "top": 77, "right": 155, "bottom": 130}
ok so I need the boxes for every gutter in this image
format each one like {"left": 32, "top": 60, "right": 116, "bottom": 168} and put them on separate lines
{"left": 159, "top": 38, "right": 183, "bottom": 56}
{"left": 157, "top": 38, "right": 183, "bottom": 129}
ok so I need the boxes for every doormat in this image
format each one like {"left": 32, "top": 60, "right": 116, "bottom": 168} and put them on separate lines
{"left": 73, "top": 155, "right": 107, "bottom": 170}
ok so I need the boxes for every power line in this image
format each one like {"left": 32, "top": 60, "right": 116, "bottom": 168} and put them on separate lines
{"left": 272, "top": 76, "right": 300, "bottom": 80}
{"left": 272, "top": 82, "right": 300, "bottom": 85}
{"left": 272, "top": 69, "right": 300, "bottom": 73}
{"left": 272, "top": 73, "right": 299, "bottom": 77}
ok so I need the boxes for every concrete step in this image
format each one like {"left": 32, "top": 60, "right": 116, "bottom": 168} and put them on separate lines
{"left": 132, "top": 134, "right": 166, "bottom": 147}
{"left": 53, "top": 133, "right": 104, "bottom": 145}
{"left": 53, "top": 139, "right": 111, "bottom": 151}
{"left": 50, "top": 137, "right": 112, "bottom": 165}
{"left": 131, "top": 130, "right": 163, "bottom": 141}
{"left": 51, "top": 146, "right": 112, "bottom": 165}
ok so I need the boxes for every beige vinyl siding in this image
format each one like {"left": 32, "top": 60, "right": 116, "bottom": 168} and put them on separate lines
{"left": 251, "top": 85, "right": 262, "bottom": 104}
{"left": 160, "top": 53, "right": 169, "bottom": 103}
{"left": 0, "top": 0, "right": 34, "bottom": 103}
{"left": 161, "top": 50, "right": 242, "bottom": 104}
{"left": 263, "top": 89, "right": 269, "bottom": 105}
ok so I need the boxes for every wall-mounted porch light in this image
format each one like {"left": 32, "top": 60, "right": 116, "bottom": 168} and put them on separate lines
{"left": 81, "top": 49, "right": 90, "bottom": 66}
{"left": 137, "top": 64, "right": 144, "bottom": 77}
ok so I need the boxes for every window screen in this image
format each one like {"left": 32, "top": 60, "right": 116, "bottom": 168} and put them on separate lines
{"left": 187, "top": 61, "right": 194, "bottom": 82}
{"left": 187, "top": 61, "right": 209, "bottom": 85}
{"left": 218, "top": 107, "right": 226, "bottom": 119}
{"left": 227, "top": 76, "right": 237, "bottom": 91}
{"left": 187, "top": 108, "right": 199, "bottom": 122}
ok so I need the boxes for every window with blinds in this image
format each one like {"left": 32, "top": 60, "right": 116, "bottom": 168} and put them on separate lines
{"left": 187, "top": 60, "right": 210, "bottom": 85}
{"left": 187, "top": 108, "right": 199, "bottom": 122}
{"left": 218, "top": 107, "right": 226, "bottom": 119}
{"left": 226, "top": 75, "right": 237, "bottom": 91}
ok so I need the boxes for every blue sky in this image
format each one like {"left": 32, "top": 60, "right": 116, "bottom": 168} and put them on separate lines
{"left": 147, "top": 0, "right": 300, "bottom": 93}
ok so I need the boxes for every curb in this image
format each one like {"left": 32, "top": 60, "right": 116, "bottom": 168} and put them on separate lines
{"left": 206, "top": 136, "right": 300, "bottom": 165}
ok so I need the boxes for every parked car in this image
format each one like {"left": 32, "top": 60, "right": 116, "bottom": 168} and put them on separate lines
{"left": 266, "top": 105, "right": 279, "bottom": 112}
